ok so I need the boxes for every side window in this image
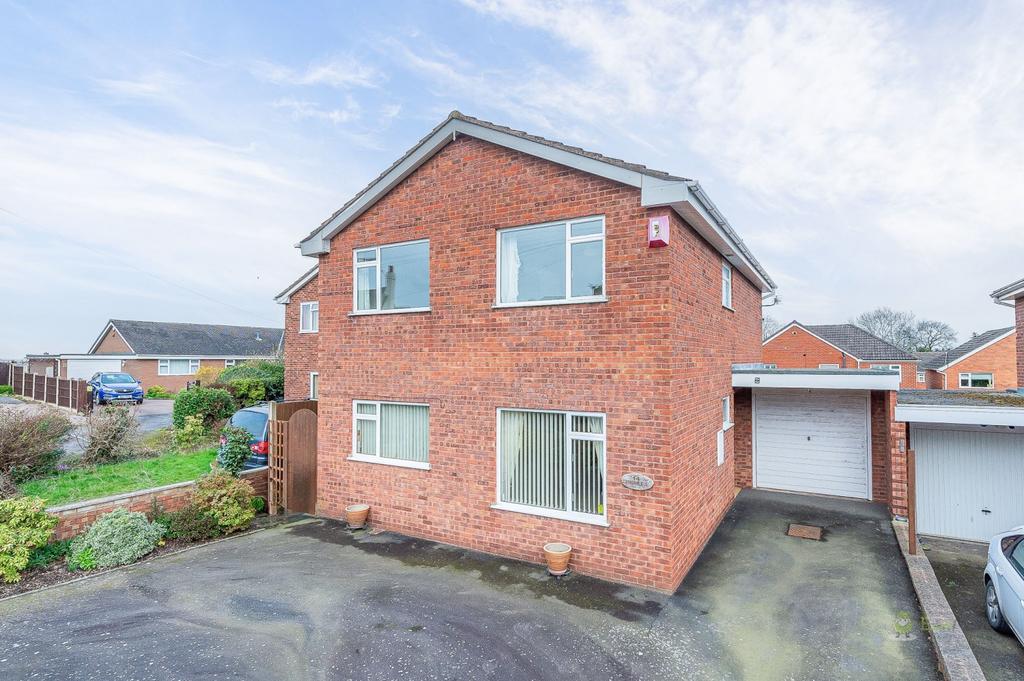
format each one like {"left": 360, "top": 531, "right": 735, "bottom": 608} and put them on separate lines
{"left": 721, "top": 261, "right": 733, "bottom": 308}
{"left": 300, "top": 301, "right": 319, "bottom": 332}
{"left": 1008, "top": 536, "right": 1024, "bottom": 576}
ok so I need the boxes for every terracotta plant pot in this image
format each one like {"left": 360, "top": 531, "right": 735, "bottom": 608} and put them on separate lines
{"left": 543, "top": 542, "right": 572, "bottom": 576}
{"left": 345, "top": 503, "right": 370, "bottom": 529}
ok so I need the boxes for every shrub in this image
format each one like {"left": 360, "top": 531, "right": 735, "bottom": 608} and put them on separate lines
{"left": 0, "top": 496, "right": 58, "bottom": 582}
{"left": 0, "top": 407, "right": 72, "bottom": 484}
{"left": 218, "top": 361, "right": 284, "bottom": 402}
{"left": 27, "top": 538, "right": 72, "bottom": 569}
{"left": 145, "top": 385, "right": 174, "bottom": 399}
{"left": 68, "top": 508, "right": 164, "bottom": 569}
{"left": 191, "top": 471, "right": 255, "bottom": 534}
{"left": 217, "top": 425, "right": 251, "bottom": 476}
{"left": 67, "top": 546, "right": 96, "bottom": 571}
{"left": 173, "top": 415, "right": 207, "bottom": 451}
{"left": 224, "top": 377, "right": 265, "bottom": 407}
{"left": 78, "top": 404, "right": 139, "bottom": 465}
{"left": 192, "top": 365, "right": 223, "bottom": 388}
{"left": 172, "top": 387, "right": 236, "bottom": 430}
{"left": 251, "top": 496, "right": 266, "bottom": 513}
{"left": 0, "top": 385, "right": 13, "bottom": 395}
{"left": 159, "top": 504, "right": 221, "bottom": 541}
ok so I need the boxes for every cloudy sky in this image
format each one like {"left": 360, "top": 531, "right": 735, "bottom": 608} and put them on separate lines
{"left": 2, "top": 0, "right": 1022, "bottom": 358}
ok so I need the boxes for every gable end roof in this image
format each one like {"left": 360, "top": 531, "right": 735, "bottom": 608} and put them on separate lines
{"left": 927, "top": 326, "right": 1015, "bottom": 371}
{"left": 297, "top": 111, "right": 775, "bottom": 293}
{"left": 89, "top": 320, "right": 284, "bottom": 357}
{"left": 764, "top": 321, "right": 917, "bottom": 362}
{"left": 274, "top": 265, "right": 319, "bottom": 304}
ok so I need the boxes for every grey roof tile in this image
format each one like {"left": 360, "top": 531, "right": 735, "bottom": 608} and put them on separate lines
{"left": 104, "top": 320, "right": 283, "bottom": 357}
{"left": 924, "top": 327, "right": 1015, "bottom": 369}
{"left": 803, "top": 323, "right": 919, "bottom": 361}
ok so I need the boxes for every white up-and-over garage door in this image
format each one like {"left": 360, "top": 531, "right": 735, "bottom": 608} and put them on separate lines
{"left": 913, "top": 424, "right": 1024, "bottom": 542}
{"left": 64, "top": 357, "right": 124, "bottom": 380}
{"left": 754, "top": 389, "right": 871, "bottom": 499}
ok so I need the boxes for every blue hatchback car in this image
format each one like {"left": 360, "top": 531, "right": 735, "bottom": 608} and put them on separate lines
{"left": 88, "top": 372, "right": 144, "bottom": 405}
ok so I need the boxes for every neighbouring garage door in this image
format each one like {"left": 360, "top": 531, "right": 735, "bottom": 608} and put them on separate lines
{"left": 64, "top": 358, "right": 124, "bottom": 379}
{"left": 754, "top": 389, "right": 870, "bottom": 499}
{"left": 913, "top": 424, "right": 1024, "bottom": 542}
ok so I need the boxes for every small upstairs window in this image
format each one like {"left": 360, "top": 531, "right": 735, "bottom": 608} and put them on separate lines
{"left": 300, "top": 301, "right": 319, "bottom": 332}
{"left": 722, "top": 261, "right": 733, "bottom": 309}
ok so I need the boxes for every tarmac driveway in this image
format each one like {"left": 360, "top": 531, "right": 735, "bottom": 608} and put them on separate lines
{"left": 0, "top": 490, "right": 938, "bottom": 680}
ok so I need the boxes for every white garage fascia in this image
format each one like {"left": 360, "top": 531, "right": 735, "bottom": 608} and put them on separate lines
{"left": 896, "top": 404, "right": 1024, "bottom": 427}
{"left": 733, "top": 372, "right": 900, "bottom": 391}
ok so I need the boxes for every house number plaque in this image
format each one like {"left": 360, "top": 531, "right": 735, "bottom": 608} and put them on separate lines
{"left": 621, "top": 473, "right": 654, "bottom": 491}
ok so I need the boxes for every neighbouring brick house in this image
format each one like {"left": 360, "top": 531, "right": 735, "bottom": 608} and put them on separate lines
{"left": 57, "top": 319, "right": 284, "bottom": 391}
{"left": 763, "top": 321, "right": 922, "bottom": 389}
{"left": 280, "top": 111, "right": 776, "bottom": 591}
{"left": 992, "top": 277, "right": 1024, "bottom": 388}
{"left": 915, "top": 327, "right": 1017, "bottom": 391}
{"left": 275, "top": 266, "right": 320, "bottom": 400}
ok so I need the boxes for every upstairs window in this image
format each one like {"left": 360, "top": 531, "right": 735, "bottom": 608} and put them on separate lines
{"left": 497, "top": 217, "right": 605, "bottom": 306}
{"left": 959, "top": 372, "right": 993, "bottom": 388}
{"left": 722, "top": 261, "right": 733, "bottom": 308}
{"left": 300, "top": 301, "right": 319, "bottom": 332}
{"left": 354, "top": 240, "right": 430, "bottom": 313}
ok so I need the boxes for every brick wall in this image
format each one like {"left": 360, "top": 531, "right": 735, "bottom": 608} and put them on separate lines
{"left": 121, "top": 358, "right": 242, "bottom": 393}
{"left": 942, "top": 332, "right": 1017, "bottom": 391}
{"left": 763, "top": 328, "right": 919, "bottom": 388}
{"left": 94, "top": 326, "right": 133, "bottom": 353}
{"left": 923, "top": 369, "right": 945, "bottom": 390}
{"left": 732, "top": 389, "right": 753, "bottom": 488}
{"left": 312, "top": 135, "right": 761, "bottom": 592}
{"left": 283, "top": 273, "right": 320, "bottom": 400}
{"left": 855, "top": 360, "right": 920, "bottom": 390}
{"left": 48, "top": 467, "right": 268, "bottom": 540}
{"left": 1018, "top": 299, "right": 1024, "bottom": 387}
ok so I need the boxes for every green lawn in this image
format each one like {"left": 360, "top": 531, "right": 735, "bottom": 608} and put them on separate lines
{"left": 20, "top": 449, "right": 217, "bottom": 507}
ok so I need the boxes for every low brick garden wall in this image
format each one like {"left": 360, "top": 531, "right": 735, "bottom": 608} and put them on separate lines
{"left": 47, "top": 467, "right": 269, "bottom": 540}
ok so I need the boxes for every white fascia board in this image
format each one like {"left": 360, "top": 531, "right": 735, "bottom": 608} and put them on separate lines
{"left": 732, "top": 372, "right": 900, "bottom": 390}
{"left": 86, "top": 321, "right": 135, "bottom": 355}
{"left": 59, "top": 353, "right": 135, "bottom": 360}
{"left": 896, "top": 403, "right": 1024, "bottom": 427}
{"left": 299, "top": 118, "right": 648, "bottom": 257}
{"left": 641, "top": 177, "right": 774, "bottom": 293}
{"left": 274, "top": 266, "right": 319, "bottom": 304}
{"left": 991, "top": 279, "right": 1024, "bottom": 306}
{"left": 936, "top": 329, "right": 1016, "bottom": 371}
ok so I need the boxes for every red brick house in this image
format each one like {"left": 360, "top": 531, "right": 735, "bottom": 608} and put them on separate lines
{"left": 57, "top": 319, "right": 283, "bottom": 391}
{"left": 762, "top": 321, "right": 922, "bottom": 389}
{"left": 915, "top": 327, "right": 1017, "bottom": 391}
{"left": 282, "top": 111, "right": 777, "bottom": 591}
{"left": 992, "top": 277, "right": 1024, "bottom": 388}
{"left": 275, "top": 266, "right": 320, "bottom": 400}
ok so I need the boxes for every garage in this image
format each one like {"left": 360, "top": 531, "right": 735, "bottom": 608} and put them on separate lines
{"left": 912, "top": 424, "right": 1024, "bottom": 542}
{"left": 63, "top": 356, "right": 125, "bottom": 379}
{"left": 754, "top": 389, "right": 871, "bottom": 499}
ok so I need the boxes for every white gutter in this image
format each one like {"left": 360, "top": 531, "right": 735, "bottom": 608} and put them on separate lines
{"left": 896, "top": 403, "right": 1024, "bottom": 427}
{"left": 732, "top": 371, "right": 900, "bottom": 391}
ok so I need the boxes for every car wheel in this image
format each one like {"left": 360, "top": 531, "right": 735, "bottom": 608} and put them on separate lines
{"left": 986, "top": 582, "right": 1011, "bottom": 634}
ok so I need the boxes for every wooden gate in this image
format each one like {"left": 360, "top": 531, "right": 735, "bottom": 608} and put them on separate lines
{"left": 269, "top": 400, "right": 318, "bottom": 515}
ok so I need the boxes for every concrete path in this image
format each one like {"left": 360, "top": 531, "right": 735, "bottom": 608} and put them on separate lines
{"left": 0, "top": 490, "right": 939, "bottom": 680}
{"left": 925, "top": 536, "right": 1024, "bottom": 680}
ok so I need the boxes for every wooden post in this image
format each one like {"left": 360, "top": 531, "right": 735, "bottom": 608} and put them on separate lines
{"left": 908, "top": 448, "right": 917, "bottom": 555}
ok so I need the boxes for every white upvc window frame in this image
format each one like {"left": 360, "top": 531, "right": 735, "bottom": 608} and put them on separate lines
{"left": 309, "top": 372, "right": 319, "bottom": 399}
{"left": 494, "top": 216, "right": 607, "bottom": 309}
{"left": 722, "top": 395, "right": 733, "bottom": 430}
{"left": 491, "top": 407, "right": 609, "bottom": 527}
{"left": 721, "top": 260, "right": 733, "bottom": 309}
{"left": 299, "top": 301, "right": 319, "bottom": 332}
{"left": 916, "top": 371, "right": 926, "bottom": 383}
{"left": 158, "top": 358, "right": 200, "bottom": 376}
{"left": 870, "top": 363, "right": 902, "bottom": 381}
{"left": 959, "top": 372, "right": 994, "bottom": 388}
{"left": 224, "top": 359, "right": 238, "bottom": 367}
{"left": 819, "top": 363, "right": 841, "bottom": 369}
{"left": 349, "top": 399, "right": 430, "bottom": 470}
{"left": 351, "top": 238, "right": 430, "bottom": 315}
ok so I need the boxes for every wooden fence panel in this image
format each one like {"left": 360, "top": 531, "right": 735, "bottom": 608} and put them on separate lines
{"left": 0, "top": 362, "right": 9, "bottom": 385}
{"left": 0, "top": 362, "right": 91, "bottom": 414}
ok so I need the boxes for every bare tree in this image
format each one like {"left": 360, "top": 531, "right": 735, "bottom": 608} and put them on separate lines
{"left": 852, "top": 307, "right": 958, "bottom": 351}
{"left": 762, "top": 314, "right": 782, "bottom": 340}
{"left": 911, "top": 319, "right": 958, "bottom": 351}
{"left": 852, "top": 307, "right": 916, "bottom": 349}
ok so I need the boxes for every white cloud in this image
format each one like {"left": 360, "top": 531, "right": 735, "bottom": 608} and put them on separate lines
{"left": 273, "top": 96, "right": 361, "bottom": 124}
{"left": 253, "top": 56, "right": 381, "bottom": 89}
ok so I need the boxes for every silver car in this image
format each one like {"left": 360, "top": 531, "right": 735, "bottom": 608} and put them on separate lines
{"left": 985, "top": 526, "right": 1024, "bottom": 645}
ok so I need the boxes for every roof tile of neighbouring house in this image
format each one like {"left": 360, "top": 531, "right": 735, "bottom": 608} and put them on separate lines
{"left": 914, "top": 351, "right": 949, "bottom": 370}
{"left": 916, "top": 327, "right": 1016, "bottom": 370}
{"left": 103, "top": 320, "right": 284, "bottom": 357}
{"left": 802, "top": 323, "right": 919, "bottom": 361}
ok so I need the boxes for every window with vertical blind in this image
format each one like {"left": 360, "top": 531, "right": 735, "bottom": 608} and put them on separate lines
{"left": 350, "top": 401, "right": 429, "bottom": 469}
{"left": 495, "top": 409, "right": 607, "bottom": 524}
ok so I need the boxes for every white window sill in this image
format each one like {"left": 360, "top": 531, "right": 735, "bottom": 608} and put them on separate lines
{"left": 492, "top": 296, "right": 607, "bottom": 310}
{"left": 299, "top": 329, "right": 318, "bottom": 334}
{"left": 490, "top": 502, "right": 610, "bottom": 527}
{"left": 348, "top": 307, "right": 431, "bottom": 317}
{"left": 722, "top": 304, "right": 734, "bottom": 312}
{"left": 347, "top": 454, "right": 430, "bottom": 470}
{"left": 722, "top": 421, "right": 734, "bottom": 432}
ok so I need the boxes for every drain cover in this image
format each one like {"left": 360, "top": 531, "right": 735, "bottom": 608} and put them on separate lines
{"left": 787, "top": 523, "right": 823, "bottom": 540}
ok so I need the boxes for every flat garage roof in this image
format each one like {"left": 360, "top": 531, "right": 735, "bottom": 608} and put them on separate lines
{"left": 732, "top": 367, "right": 901, "bottom": 391}
{"left": 896, "top": 390, "right": 1024, "bottom": 427}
